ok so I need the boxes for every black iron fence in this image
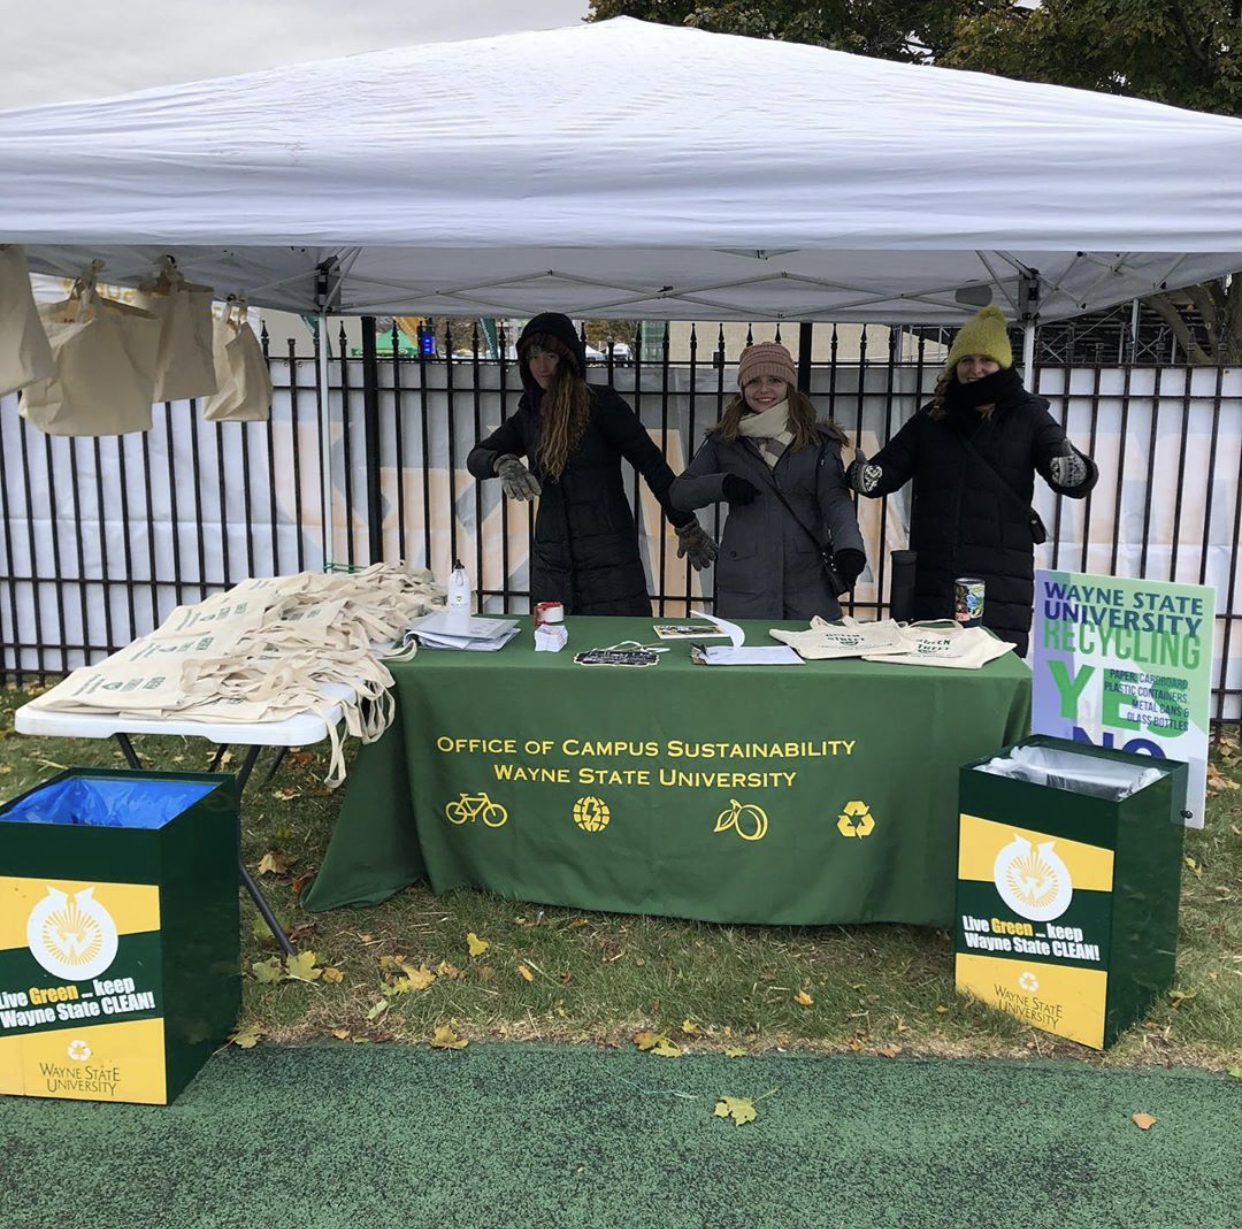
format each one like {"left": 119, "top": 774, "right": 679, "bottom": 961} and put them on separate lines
{"left": 1, "top": 318, "right": 1239, "bottom": 724}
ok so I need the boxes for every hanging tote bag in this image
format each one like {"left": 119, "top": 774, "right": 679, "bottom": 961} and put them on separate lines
{"left": 136, "top": 255, "right": 218, "bottom": 402}
{"left": 0, "top": 244, "right": 55, "bottom": 397}
{"left": 19, "top": 271, "right": 162, "bottom": 436}
{"left": 203, "top": 297, "right": 273, "bottom": 422}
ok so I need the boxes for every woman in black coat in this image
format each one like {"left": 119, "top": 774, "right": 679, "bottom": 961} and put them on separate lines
{"left": 848, "top": 306, "right": 1097, "bottom": 656}
{"left": 670, "top": 342, "right": 866, "bottom": 620}
{"left": 467, "top": 313, "right": 716, "bottom": 615}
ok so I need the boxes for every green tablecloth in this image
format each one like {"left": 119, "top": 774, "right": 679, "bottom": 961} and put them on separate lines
{"left": 304, "top": 617, "right": 1031, "bottom": 926}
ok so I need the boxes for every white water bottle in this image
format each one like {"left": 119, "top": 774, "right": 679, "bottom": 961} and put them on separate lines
{"left": 446, "top": 559, "right": 471, "bottom": 631}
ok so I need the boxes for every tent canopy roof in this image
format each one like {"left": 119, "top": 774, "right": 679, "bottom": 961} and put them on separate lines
{"left": 2, "top": 17, "right": 1240, "bottom": 323}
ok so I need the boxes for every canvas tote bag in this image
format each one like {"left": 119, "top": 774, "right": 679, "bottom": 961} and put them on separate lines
{"left": 136, "top": 256, "right": 218, "bottom": 402}
{"left": 203, "top": 297, "right": 273, "bottom": 422}
{"left": 19, "top": 270, "right": 162, "bottom": 436}
{"left": 0, "top": 244, "right": 54, "bottom": 397}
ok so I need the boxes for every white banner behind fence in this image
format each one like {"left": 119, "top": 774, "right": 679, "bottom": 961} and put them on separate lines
{"left": 1, "top": 358, "right": 1239, "bottom": 719}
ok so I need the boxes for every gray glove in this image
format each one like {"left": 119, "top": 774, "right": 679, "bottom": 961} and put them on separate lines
{"left": 1049, "top": 445, "right": 1089, "bottom": 489}
{"left": 494, "top": 453, "right": 541, "bottom": 501}
{"left": 846, "top": 456, "right": 883, "bottom": 495}
{"left": 675, "top": 520, "right": 718, "bottom": 571}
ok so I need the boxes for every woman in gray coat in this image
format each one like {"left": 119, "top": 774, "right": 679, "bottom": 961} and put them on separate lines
{"left": 669, "top": 342, "right": 866, "bottom": 620}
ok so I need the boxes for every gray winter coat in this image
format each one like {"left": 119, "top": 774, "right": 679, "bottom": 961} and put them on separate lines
{"left": 670, "top": 424, "right": 865, "bottom": 620}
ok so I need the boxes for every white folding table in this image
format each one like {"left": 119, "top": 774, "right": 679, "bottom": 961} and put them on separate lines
{"left": 15, "top": 689, "right": 352, "bottom": 955}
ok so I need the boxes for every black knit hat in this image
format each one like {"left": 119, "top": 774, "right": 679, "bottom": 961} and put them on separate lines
{"left": 516, "top": 313, "right": 586, "bottom": 395}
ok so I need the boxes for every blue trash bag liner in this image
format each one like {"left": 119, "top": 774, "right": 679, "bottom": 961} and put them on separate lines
{"left": 0, "top": 776, "right": 217, "bottom": 829}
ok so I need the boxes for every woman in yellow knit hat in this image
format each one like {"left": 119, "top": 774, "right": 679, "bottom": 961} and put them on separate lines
{"left": 847, "top": 305, "right": 1096, "bottom": 655}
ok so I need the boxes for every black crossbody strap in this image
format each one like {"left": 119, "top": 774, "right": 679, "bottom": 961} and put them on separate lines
{"left": 956, "top": 432, "right": 1047, "bottom": 541}
{"left": 745, "top": 438, "right": 832, "bottom": 554}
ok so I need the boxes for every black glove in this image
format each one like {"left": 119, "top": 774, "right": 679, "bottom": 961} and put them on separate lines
{"left": 721, "top": 474, "right": 760, "bottom": 506}
{"left": 1049, "top": 443, "right": 1089, "bottom": 489}
{"left": 846, "top": 457, "right": 883, "bottom": 495}
{"left": 832, "top": 549, "right": 867, "bottom": 588}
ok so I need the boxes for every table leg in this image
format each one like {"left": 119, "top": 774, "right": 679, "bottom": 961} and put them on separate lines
{"left": 114, "top": 732, "right": 143, "bottom": 770}
{"left": 259, "top": 746, "right": 289, "bottom": 787}
{"left": 209, "top": 744, "right": 229, "bottom": 772}
{"left": 227, "top": 744, "right": 293, "bottom": 954}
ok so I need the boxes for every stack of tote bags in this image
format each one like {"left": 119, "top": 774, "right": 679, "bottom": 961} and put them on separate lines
{"left": 1, "top": 246, "right": 271, "bottom": 435}
{"left": 28, "top": 564, "right": 443, "bottom": 786}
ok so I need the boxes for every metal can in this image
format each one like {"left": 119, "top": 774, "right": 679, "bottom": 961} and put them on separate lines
{"left": 533, "top": 601, "right": 564, "bottom": 627}
{"left": 954, "top": 578, "right": 985, "bottom": 627}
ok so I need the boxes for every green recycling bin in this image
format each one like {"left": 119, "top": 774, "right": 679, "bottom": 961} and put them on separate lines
{"left": 0, "top": 768, "right": 239, "bottom": 1104}
{"left": 955, "top": 735, "right": 1187, "bottom": 1050}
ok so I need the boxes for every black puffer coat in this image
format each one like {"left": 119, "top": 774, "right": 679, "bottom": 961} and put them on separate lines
{"left": 467, "top": 378, "right": 694, "bottom": 617}
{"left": 862, "top": 381, "right": 1097, "bottom": 655}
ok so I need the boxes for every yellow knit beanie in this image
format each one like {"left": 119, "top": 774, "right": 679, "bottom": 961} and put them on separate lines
{"left": 945, "top": 305, "right": 1012, "bottom": 371}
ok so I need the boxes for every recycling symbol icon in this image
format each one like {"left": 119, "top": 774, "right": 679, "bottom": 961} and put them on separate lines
{"left": 836, "top": 800, "right": 875, "bottom": 838}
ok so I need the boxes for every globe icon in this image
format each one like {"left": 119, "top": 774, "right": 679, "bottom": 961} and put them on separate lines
{"left": 572, "top": 796, "right": 610, "bottom": 833}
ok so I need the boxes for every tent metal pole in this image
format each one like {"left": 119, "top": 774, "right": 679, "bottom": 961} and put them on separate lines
{"left": 1022, "top": 321, "right": 1036, "bottom": 377}
{"left": 317, "top": 313, "right": 335, "bottom": 568}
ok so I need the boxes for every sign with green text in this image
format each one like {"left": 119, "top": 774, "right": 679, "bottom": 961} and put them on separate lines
{"left": 1031, "top": 570, "right": 1212, "bottom": 826}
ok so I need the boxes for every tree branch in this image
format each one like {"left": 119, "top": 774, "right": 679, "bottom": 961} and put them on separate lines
{"left": 1169, "top": 1, "right": 1212, "bottom": 67}
{"left": 1145, "top": 292, "right": 1212, "bottom": 364}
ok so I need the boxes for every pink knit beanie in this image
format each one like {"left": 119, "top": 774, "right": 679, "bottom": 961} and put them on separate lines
{"left": 737, "top": 342, "right": 797, "bottom": 390}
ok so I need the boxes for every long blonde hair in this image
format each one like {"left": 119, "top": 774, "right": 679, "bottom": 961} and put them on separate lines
{"left": 534, "top": 363, "right": 592, "bottom": 478}
{"left": 713, "top": 387, "right": 845, "bottom": 448}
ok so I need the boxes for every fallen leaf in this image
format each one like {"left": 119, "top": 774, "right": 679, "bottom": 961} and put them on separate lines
{"left": 251, "top": 915, "right": 277, "bottom": 942}
{"left": 431, "top": 1025, "right": 468, "bottom": 1050}
{"left": 1232, "top": 825, "right": 1242, "bottom": 837}
{"left": 849, "top": 1038, "right": 864, "bottom": 1053}
{"left": 332, "top": 1028, "right": 351, "bottom": 1040}
{"left": 1167, "top": 989, "right": 1196, "bottom": 1006}
{"left": 517, "top": 964, "right": 535, "bottom": 982}
{"left": 467, "top": 932, "right": 490, "bottom": 957}
{"left": 1226, "top": 1066, "right": 1242, "bottom": 1079}
{"left": 935, "top": 1005, "right": 949, "bottom": 1014}
{"left": 714, "top": 1096, "right": 757, "bottom": 1127}
{"left": 378, "top": 954, "right": 408, "bottom": 972}
{"left": 400, "top": 964, "right": 437, "bottom": 991}
{"left": 1132, "top": 1112, "right": 1157, "bottom": 1131}
{"left": 478, "top": 965, "right": 496, "bottom": 981}
{"left": 291, "top": 872, "right": 315, "bottom": 898}
{"left": 724, "top": 1047, "right": 748, "bottom": 1058}
{"left": 633, "top": 1030, "right": 665, "bottom": 1052}
{"left": 1206, "top": 763, "right": 1239, "bottom": 791}
{"left": 365, "top": 999, "right": 390, "bottom": 1021}
{"left": 436, "top": 961, "right": 462, "bottom": 980}
{"left": 651, "top": 1039, "right": 682, "bottom": 1058}
{"left": 230, "top": 1026, "right": 263, "bottom": 1049}
{"left": 257, "top": 851, "right": 294, "bottom": 876}
{"left": 283, "top": 950, "right": 323, "bottom": 982}
{"left": 877, "top": 1046, "right": 903, "bottom": 1059}
{"left": 322, "top": 967, "right": 344, "bottom": 983}
{"left": 794, "top": 991, "right": 813, "bottom": 1006}
{"left": 251, "top": 958, "right": 282, "bottom": 983}
{"left": 681, "top": 1019, "right": 701, "bottom": 1036}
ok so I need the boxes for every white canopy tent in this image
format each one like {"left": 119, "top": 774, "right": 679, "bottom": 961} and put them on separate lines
{"left": 1, "top": 16, "right": 1241, "bottom": 328}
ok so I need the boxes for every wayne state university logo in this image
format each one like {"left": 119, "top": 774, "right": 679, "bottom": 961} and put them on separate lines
{"left": 26, "top": 886, "right": 120, "bottom": 981}
{"left": 993, "top": 835, "right": 1073, "bottom": 922}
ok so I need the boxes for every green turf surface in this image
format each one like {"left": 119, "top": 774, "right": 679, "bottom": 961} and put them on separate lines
{"left": 2, "top": 1044, "right": 1238, "bottom": 1229}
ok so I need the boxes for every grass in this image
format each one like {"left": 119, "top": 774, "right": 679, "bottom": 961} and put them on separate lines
{"left": 3, "top": 686, "right": 1240, "bottom": 1069}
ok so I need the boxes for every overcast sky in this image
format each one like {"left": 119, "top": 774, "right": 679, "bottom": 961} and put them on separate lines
{"left": 0, "top": 0, "right": 591, "bottom": 108}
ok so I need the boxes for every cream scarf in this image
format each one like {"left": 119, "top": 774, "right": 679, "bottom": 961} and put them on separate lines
{"left": 736, "top": 399, "right": 794, "bottom": 468}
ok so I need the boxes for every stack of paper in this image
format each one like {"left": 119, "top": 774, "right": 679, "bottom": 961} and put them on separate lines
{"left": 688, "top": 610, "right": 803, "bottom": 666}
{"left": 405, "top": 612, "right": 520, "bottom": 652}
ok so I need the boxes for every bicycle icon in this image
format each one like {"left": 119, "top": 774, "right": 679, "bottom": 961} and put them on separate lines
{"left": 444, "top": 792, "right": 509, "bottom": 828}
{"left": 714, "top": 797, "right": 769, "bottom": 842}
